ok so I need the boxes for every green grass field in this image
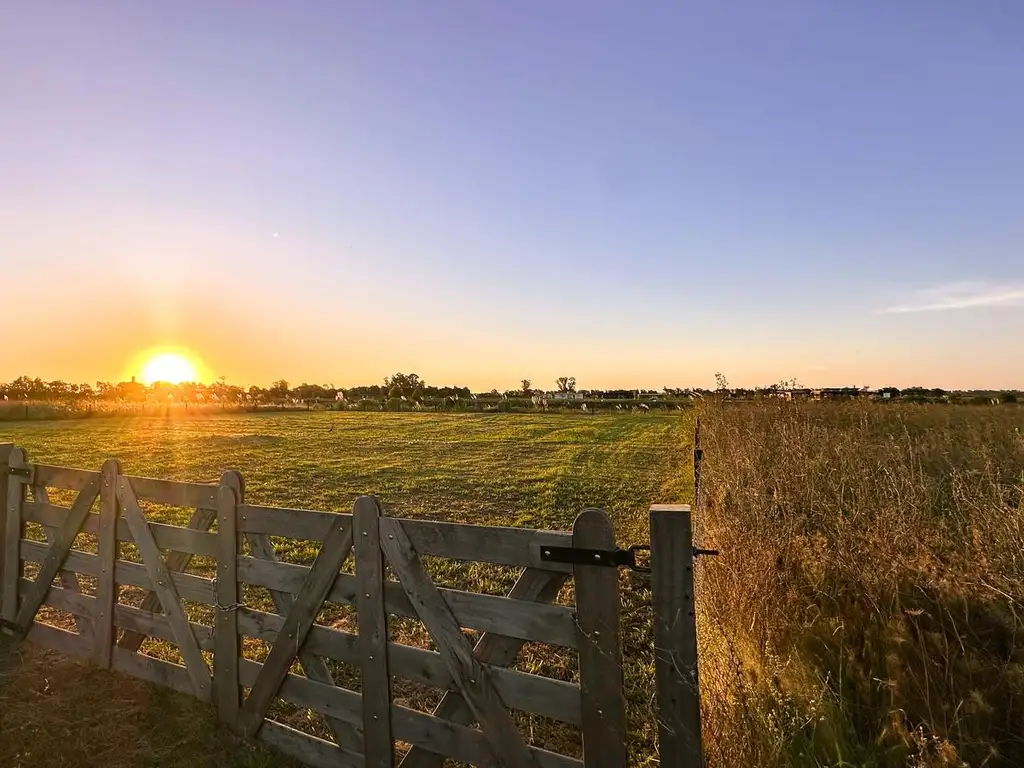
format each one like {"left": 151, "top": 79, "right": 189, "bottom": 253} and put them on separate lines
{"left": 0, "top": 411, "right": 692, "bottom": 767}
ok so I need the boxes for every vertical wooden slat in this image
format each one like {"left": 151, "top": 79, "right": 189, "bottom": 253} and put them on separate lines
{"left": 573, "top": 508, "right": 627, "bottom": 768}
{"left": 354, "top": 496, "right": 392, "bottom": 768}
{"left": 93, "top": 458, "right": 121, "bottom": 666}
{"left": 215, "top": 478, "right": 240, "bottom": 727}
{"left": 650, "top": 504, "right": 703, "bottom": 768}
{"left": 0, "top": 443, "right": 12, "bottom": 627}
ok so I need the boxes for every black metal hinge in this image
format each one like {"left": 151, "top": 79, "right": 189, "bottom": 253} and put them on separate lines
{"left": 6, "top": 466, "right": 31, "bottom": 477}
{"left": 540, "top": 544, "right": 719, "bottom": 573}
{"left": 540, "top": 545, "right": 652, "bottom": 573}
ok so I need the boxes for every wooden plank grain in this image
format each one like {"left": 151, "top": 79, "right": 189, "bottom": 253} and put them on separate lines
{"left": 111, "top": 647, "right": 195, "bottom": 697}
{"left": 354, "top": 496, "right": 392, "bottom": 768}
{"left": 22, "top": 502, "right": 217, "bottom": 557}
{"left": 239, "top": 660, "right": 582, "bottom": 768}
{"left": 32, "top": 464, "right": 100, "bottom": 491}
{"left": 236, "top": 606, "right": 579, "bottom": 724}
{"left": 237, "top": 557, "right": 578, "bottom": 647}
{"left": 237, "top": 512, "right": 354, "bottom": 738}
{"left": 26, "top": 620, "right": 92, "bottom": 661}
{"left": 650, "top": 505, "right": 703, "bottom": 768}
{"left": 15, "top": 475, "right": 101, "bottom": 632}
{"left": 123, "top": 474, "right": 218, "bottom": 509}
{"left": 113, "top": 602, "right": 214, "bottom": 651}
{"left": 117, "top": 477, "right": 212, "bottom": 701}
{"left": 259, "top": 720, "right": 364, "bottom": 768}
{"left": 20, "top": 539, "right": 218, "bottom": 606}
{"left": 93, "top": 458, "right": 121, "bottom": 667}
{"left": 400, "top": 567, "right": 571, "bottom": 768}
{"left": 237, "top": 505, "right": 573, "bottom": 572}
{"left": 573, "top": 509, "right": 627, "bottom": 768}
{"left": 214, "top": 482, "right": 240, "bottom": 727}
{"left": 379, "top": 516, "right": 539, "bottom": 768}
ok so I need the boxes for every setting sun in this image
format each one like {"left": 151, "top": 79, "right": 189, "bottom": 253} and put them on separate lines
{"left": 140, "top": 353, "right": 199, "bottom": 385}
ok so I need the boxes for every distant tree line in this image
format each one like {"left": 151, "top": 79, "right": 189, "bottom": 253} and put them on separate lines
{"left": 3, "top": 373, "right": 1017, "bottom": 408}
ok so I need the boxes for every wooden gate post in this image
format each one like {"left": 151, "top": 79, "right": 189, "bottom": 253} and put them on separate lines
{"left": 0, "top": 443, "right": 13, "bottom": 626}
{"left": 649, "top": 504, "right": 704, "bottom": 767}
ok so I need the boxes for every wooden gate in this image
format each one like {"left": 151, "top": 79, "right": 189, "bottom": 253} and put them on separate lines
{"left": 0, "top": 444, "right": 694, "bottom": 768}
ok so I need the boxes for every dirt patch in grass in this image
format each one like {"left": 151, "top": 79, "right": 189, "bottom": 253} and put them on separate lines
{"left": 0, "top": 636, "right": 293, "bottom": 768}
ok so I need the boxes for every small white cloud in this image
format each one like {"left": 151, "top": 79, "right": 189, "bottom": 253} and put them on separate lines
{"left": 878, "top": 282, "right": 1024, "bottom": 314}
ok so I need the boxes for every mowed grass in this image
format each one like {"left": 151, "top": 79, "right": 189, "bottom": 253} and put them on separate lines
{"left": 0, "top": 411, "right": 692, "bottom": 767}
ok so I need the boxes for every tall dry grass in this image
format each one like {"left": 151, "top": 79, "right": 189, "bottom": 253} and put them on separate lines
{"left": 696, "top": 401, "right": 1024, "bottom": 767}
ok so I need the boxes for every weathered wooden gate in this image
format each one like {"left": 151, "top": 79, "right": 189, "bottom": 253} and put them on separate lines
{"left": 0, "top": 442, "right": 704, "bottom": 767}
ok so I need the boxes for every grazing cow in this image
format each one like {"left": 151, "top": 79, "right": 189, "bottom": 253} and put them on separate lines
{"left": 637, "top": 403, "right": 650, "bottom": 413}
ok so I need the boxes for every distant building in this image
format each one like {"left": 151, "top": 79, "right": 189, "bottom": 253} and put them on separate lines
{"left": 117, "top": 376, "right": 146, "bottom": 402}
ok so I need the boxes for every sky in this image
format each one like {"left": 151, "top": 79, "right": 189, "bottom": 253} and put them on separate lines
{"left": 2, "top": 1, "right": 1022, "bottom": 390}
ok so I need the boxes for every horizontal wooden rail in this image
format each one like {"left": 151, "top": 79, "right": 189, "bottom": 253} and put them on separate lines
{"left": 237, "top": 607, "right": 580, "bottom": 724}
{"left": 238, "top": 660, "right": 583, "bottom": 768}
{"left": 237, "top": 556, "right": 579, "bottom": 648}
{"left": 17, "top": 580, "right": 216, "bottom": 651}
{"left": 260, "top": 720, "right": 364, "bottom": 768}
{"left": 239, "top": 505, "right": 574, "bottom": 572}
{"left": 122, "top": 475, "right": 218, "bottom": 509}
{"left": 32, "top": 465, "right": 100, "bottom": 491}
{"left": 24, "top": 502, "right": 218, "bottom": 557}
{"left": 20, "top": 540, "right": 217, "bottom": 604}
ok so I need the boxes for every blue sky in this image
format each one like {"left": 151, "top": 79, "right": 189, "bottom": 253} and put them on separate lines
{"left": 2, "top": 1, "right": 1022, "bottom": 389}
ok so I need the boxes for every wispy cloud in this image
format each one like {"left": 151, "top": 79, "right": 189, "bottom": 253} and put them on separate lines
{"left": 878, "top": 282, "right": 1024, "bottom": 314}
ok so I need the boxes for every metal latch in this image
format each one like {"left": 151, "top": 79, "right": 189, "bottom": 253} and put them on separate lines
{"left": 540, "top": 544, "right": 719, "bottom": 573}
{"left": 540, "top": 545, "right": 652, "bottom": 573}
{"left": 6, "top": 466, "right": 31, "bottom": 478}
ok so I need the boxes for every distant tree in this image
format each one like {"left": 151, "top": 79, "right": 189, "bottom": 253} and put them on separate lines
{"left": 1002, "top": 391, "right": 1018, "bottom": 404}
{"left": 714, "top": 372, "right": 729, "bottom": 392}
{"left": 556, "top": 376, "right": 577, "bottom": 393}
{"left": 269, "top": 380, "right": 290, "bottom": 400}
{"left": 521, "top": 379, "right": 532, "bottom": 396}
{"left": 384, "top": 373, "right": 423, "bottom": 397}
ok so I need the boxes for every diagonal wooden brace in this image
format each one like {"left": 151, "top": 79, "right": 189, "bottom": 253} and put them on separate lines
{"left": 399, "top": 566, "right": 568, "bottom": 768}
{"left": 15, "top": 477, "right": 101, "bottom": 632}
{"left": 237, "top": 513, "right": 354, "bottom": 738}
{"left": 118, "top": 505, "right": 216, "bottom": 651}
{"left": 118, "top": 477, "right": 212, "bottom": 701}
{"left": 379, "top": 516, "right": 541, "bottom": 768}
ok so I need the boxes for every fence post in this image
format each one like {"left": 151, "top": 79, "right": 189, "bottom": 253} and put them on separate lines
{"left": 215, "top": 471, "right": 242, "bottom": 728}
{"left": 0, "top": 443, "right": 12, "bottom": 627}
{"left": 650, "top": 504, "right": 704, "bottom": 767}
{"left": 94, "top": 458, "right": 122, "bottom": 666}
{"left": 574, "top": 508, "right": 628, "bottom": 768}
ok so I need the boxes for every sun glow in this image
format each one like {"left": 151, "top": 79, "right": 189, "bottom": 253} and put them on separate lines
{"left": 139, "top": 352, "right": 199, "bottom": 385}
